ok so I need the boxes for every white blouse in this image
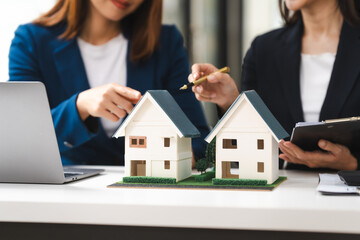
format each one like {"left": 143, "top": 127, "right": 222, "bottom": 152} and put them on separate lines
{"left": 77, "top": 34, "right": 128, "bottom": 137}
{"left": 300, "top": 53, "right": 336, "bottom": 122}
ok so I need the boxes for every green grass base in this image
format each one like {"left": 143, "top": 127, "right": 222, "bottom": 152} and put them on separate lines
{"left": 123, "top": 176, "right": 176, "bottom": 184}
{"left": 212, "top": 178, "right": 267, "bottom": 186}
{"left": 193, "top": 171, "right": 215, "bottom": 182}
{"left": 110, "top": 176, "right": 287, "bottom": 191}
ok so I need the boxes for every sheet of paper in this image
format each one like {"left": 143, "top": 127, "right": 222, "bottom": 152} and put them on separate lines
{"left": 317, "top": 173, "right": 359, "bottom": 195}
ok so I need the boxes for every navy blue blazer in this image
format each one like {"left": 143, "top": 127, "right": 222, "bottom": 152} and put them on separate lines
{"left": 242, "top": 19, "right": 360, "bottom": 169}
{"left": 9, "top": 23, "right": 209, "bottom": 165}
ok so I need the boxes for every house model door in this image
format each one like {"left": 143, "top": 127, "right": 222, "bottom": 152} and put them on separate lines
{"left": 221, "top": 161, "right": 239, "bottom": 179}
{"left": 131, "top": 160, "right": 146, "bottom": 176}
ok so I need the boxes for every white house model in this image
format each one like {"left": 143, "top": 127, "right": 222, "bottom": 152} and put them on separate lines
{"left": 205, "top": 90, "right": 289, "bottom": 184}
{"left": 113, "top": 90, "right": 200, "bottom": 182}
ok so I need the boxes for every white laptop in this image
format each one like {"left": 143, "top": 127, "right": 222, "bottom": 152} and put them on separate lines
{"left": 0, "top": 82, "right": 104, "bottom": 183}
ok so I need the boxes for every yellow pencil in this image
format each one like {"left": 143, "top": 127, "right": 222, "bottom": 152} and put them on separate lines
{"left": 179, "top": 66, "right": 230, "bottom": 90}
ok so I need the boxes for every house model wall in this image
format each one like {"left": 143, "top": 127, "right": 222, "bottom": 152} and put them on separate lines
{"left": 206, "top": 90, "right": 289, "bottom": 184}
{"left": 113, "top": 90, "right": 200, "bottom": 182}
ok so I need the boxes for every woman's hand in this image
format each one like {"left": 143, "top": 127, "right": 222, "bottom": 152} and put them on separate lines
{"left": 279, "top": 140, "right": 358, "bottom": 170}
{"left": 76, "top": 83, "right": 141, "bottom": 122}
{"left": 189, "top": 63, "right": 239, "bottom": 113}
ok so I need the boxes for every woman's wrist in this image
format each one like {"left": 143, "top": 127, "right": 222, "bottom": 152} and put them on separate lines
{"left": 217, "top": 102, "right": 231, "bottom": 115}
{"left": 343, "top": 155, "right": 358, "bottom": 171}
{"left": 76, "top": 92, "right": 90, "bottom": 121}
{"left": 218, "top": 92, "right": 239, "bottom": 114}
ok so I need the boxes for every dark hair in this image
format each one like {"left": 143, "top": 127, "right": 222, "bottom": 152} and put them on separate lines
{"left": 279, "top": 0, "right": 360, "bottom": 26}
{"left": 34, "top": 0, "right": 163, "bottom": 63}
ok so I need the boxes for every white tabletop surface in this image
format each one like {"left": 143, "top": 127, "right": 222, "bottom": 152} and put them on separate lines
{"left": 0, "top": 167, "right": 359, "bottom": 234}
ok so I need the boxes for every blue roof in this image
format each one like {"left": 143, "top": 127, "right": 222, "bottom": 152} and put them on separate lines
{"left": 207, "top": 90, "right": 289, "bottom": 141}
{"left": 245, "top": 91, "right": 289, "bottom": 140}
{"left": 148, "top": 90, "right": 200, "bottom": 138}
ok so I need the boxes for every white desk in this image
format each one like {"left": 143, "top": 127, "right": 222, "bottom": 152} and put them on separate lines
{"left": 1, "top": 167, "right": 359, "bottom": 239}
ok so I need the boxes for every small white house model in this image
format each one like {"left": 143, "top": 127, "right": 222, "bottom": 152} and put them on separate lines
{"left": 205, "top": 90, "right": 288, "bottom": 184}
{"left": 113, "top": 90, "right": 200, "bottom": 182}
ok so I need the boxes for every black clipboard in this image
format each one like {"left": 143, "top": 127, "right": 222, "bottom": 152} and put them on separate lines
{"left": 290, "top": 117, "right": 360, "bottom": 152}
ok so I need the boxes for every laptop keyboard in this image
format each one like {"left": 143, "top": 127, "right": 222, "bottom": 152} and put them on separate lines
{"left": 63, "top": 167, "right": 104, "bottom": 180}
{"left": 64, "top": 173, "right": 81, "bottom": 178}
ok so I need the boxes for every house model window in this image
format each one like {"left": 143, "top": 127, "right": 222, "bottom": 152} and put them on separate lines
{"left": 223, "top": 139, "right": 237, "bottom": 149}
{"left": 164, "top": 160, "right": 170, "bottom": 170}
{"left": 129, "top": 136, "right": 147, "bottom": 148}
{"left": 257, "top": 162, "right": 264, "bottom": 173}
{"left": 257, "top": 139, "right": 264, "bottom": 150}
{"left": 164, "top": 138, "right": 170, "bottom": 147}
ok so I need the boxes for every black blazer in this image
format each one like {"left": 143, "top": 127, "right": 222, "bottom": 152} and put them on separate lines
{"left": 241, "top": 19, "right": 360, "bottom": 169}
